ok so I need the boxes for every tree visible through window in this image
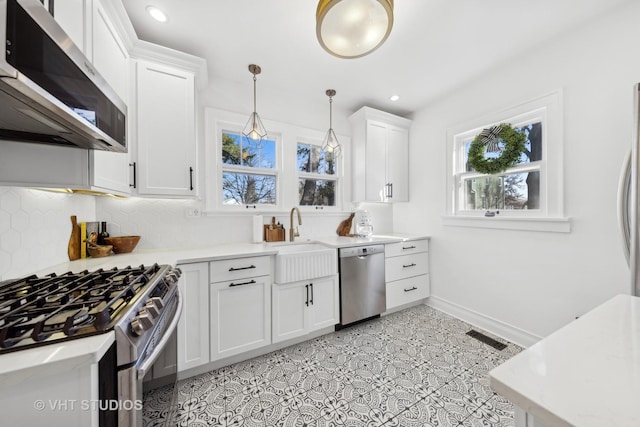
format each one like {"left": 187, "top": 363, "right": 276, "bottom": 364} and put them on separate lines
{"left": 221, "top": 132, "right": 277, "bottom": 205}
{"left": 297, "top": 143, "right": 337, "bottom": 206}
{"left": 459, "top": 122, "right": 543, "bottom": 211}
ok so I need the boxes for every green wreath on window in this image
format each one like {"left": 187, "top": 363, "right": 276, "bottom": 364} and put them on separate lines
{"left": 468, "top": 123, "right": 527, "bottom": 175}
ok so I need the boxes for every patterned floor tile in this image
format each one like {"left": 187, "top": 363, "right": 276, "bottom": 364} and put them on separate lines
{"left": 144, "top": 305, "right": 520, "bottom": 426}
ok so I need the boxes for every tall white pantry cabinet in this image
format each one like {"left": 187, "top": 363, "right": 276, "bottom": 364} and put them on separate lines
{"left": 349, "top": 106, "right": 412, "bottom": 203}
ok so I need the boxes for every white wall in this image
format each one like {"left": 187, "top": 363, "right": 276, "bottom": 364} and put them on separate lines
{"left": 0, "top": 188, "right": 95, "bottom": 280}
{"left": 395, "top": 1, "right": 639, "bottom": 345}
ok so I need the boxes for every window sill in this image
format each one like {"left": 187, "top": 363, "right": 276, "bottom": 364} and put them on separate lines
{"left": 441, "top": 215, "right": 571, "bottom": 233}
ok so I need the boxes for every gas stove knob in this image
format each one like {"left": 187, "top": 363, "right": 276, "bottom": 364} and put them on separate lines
{"left": 148, "top": 297, "right": 164, "bottom": 311}
{"left": 143, "top": 300, "right": 161, "bottom": 317}
{"left": 131, "top": 313, "right": 153, "bottom": 336}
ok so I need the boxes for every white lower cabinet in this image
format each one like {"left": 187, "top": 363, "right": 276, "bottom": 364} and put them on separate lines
{"left": 272, "top": 275, "right": 339, "bottom": 343}
{"left": 385, "top": 239, "right": 430, "bottom": 310}
{"left": 177, "top": 262, "right": 210, "bottom": 372}
{"left": 210, "top": 275, "right": 271, "bottom": 360}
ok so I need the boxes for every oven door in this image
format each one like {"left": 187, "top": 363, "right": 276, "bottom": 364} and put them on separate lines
{"left": 118, "top": 290, "right": 182, "bottom": 427}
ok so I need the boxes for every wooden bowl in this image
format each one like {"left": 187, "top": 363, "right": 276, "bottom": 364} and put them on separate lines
{"left": 88, "top": 244, "right": 113, "bottom": 258}
{"left": 104, "top": 236, "right": 141, "bottom": 254}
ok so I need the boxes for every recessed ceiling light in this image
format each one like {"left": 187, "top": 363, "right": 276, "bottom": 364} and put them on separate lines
{"left": 146, "top": 6, "right": 168, "bottom": 23}
{"left": 390, "top": 95, "right": 400, "bottom": 102}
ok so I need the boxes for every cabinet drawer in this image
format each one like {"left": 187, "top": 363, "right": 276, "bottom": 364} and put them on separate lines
{"left": 386, "top": 275, "right": 430, "bottom": 310}
{"left": 385, "top": 252, "right": 428, "bottom": 282}
{"left": 210, "top": 256, "right": 271, "bottom": 283}
{"left": 385, "top": 239, "right": 428, "bottom": 258}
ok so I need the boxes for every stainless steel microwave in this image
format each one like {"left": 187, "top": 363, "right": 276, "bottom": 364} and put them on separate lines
{"left": 0, "top": 0, "right": 127, "bottom": 152}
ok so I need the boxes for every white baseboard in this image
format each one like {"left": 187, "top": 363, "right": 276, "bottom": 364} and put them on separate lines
{"left": 426, "top": 296, "right": 542, "bottom": 348}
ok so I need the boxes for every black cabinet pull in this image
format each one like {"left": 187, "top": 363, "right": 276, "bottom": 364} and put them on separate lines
{"left": 402, "top": 263, "right": 417, "bottom": 268}
{"left": 245, "top": 205, "right": 257, "bottom": 209}
{"left": 402, "top": 245, "right": 416, "bottom": 250}
{"left": 229, "top": 279, "right": 256, "bottom": 287}
{"left": 189, "top": 166, "right": 194, "bottom": 191}
{"left": 129, "top": 162, "right": 137, "bottom": 188}
{"left": 228, "top": 265, "right": 256, "bottom": 272}
{"left": 404, "top": 287, "right": 418, "bottom": 292}
{"left": 389, "top": 183, "right": 393, "bottom": 198}
{"left": 309, "top": 283, "right": 314, "bottom": 305}
{"left": 305, "top": 284, "right": 309, "bottom": 306}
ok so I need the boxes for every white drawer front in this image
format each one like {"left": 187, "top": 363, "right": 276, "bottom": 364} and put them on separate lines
{"left": 385, "top": 252, "right": 428, "bottom": 282}
{"left": 386, "top": 275, "right": 430, "bottom": 310}
{"left": 385, "top": 239, "right": 429, "bottom": 258}
{"left": 210, "top": 256, "right": 271, "bottom": 283}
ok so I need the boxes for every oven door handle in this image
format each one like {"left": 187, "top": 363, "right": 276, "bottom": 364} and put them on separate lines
{"left": 137, "top": 290, "right": 183, "bottom": 379}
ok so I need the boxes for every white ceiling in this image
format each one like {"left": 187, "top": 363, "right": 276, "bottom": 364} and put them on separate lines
{"left": 121, "top": 0, "right": 630, "bottom": 118}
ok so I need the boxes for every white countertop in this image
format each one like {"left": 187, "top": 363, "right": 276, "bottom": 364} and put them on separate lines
{"left": 489, "top": 294, "right": 640, "bottom": 427}
{"left": 33, "top": 233, "right": 430, "bottom": 275}
{"left": 2, "top": 233, "right": 429, "bottom": 376}
{"left": 0, "top": 332, "right": 114, "bottom": 386}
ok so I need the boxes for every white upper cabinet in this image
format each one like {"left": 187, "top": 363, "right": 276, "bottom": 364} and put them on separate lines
{"left": 349, "top": 107, "right": 412, "bottom": 203}
{"left": 51, "top": 0, "right": 89, "bottom": 53}
{"left": 133, "top": 60, "right": 197, "bottom": 197}
{"left": 89, "top": 0, "right": 132, "bottom": 195}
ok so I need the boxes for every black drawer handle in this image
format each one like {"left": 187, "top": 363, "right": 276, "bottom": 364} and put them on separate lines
{"left": 129, "top": 162, "right": 137, "bottom": 188}
{"left": 305, "top": 284, "right": 309, "bottom": 306}
{"left": 402, "top": 245, "right": 416, "bottom": 250}
{"left": 402, "top": 263, "right": 417, "bottom": 268}
{"left": 309, "top": 283, "right": 313, "bottom": 305}
{"left": 404, "top": 287, "right": 418, "bottom": 292}
{"left": 229, "top": 279, "right": 256, "bottom": 287}
{"left": 189, "top": 166, "right": 194, "bottom": 191}
{"left": 229, "top": 265, "right": 256, "bottom": 272}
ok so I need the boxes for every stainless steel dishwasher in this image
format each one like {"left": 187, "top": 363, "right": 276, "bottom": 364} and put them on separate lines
{"left": 338, "top": 244, "right": 385, "bottom": 327}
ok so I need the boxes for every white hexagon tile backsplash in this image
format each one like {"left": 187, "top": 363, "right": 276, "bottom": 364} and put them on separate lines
{"left": 0, "top": 188, "right": 95, "bottom": 280}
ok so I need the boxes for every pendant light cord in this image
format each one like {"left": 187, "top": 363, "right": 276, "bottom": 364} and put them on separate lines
{"left": 253, "top": 74, "right": 257, "bottom": 113}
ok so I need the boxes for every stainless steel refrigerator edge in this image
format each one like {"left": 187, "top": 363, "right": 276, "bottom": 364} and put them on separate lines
{"left": 338, "top": 244, "right": 386, "bottom": 326}
{"left": 618, "top": 83, "right": 640, "bottom": 296}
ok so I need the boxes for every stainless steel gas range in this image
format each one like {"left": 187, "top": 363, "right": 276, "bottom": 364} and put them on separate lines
{"left": 0, "top": 263, "right": 182, "bottom": 426}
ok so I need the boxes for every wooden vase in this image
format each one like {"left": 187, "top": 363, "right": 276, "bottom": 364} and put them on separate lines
{"left": 68, "top": 215, "right": 81, "bottom": 261}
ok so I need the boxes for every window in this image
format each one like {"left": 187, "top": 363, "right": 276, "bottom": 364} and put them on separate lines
{"left": 458, "top": 122, "right": 542, "bottom": 212}
{"left": 445, "top": 91, "right": 568, "bottom": 232}
{"left": 296, "top": 142, "right": 337, "bottom": 207}
{"left": 220, "top": 131, "right": 278, "bottom": 206}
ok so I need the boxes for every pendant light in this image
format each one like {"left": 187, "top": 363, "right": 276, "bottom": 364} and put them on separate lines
{"left": 322, "top": 89, "right": 341, "bottom": 157}
{"left": 316, "top": 0, "right": 394, "bottom": 59}
{"left": 242, "top": 64, "right": 268, "bottom": 142}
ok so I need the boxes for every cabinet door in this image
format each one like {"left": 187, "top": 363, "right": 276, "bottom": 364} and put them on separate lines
{"left": 136, "top": 60, "right": 196, "bottom": 197}
{"left": 177, "top": 263, "right": 209, "bottom": 372}
{"left": 272, "top": 282, "right": 308, "bottom": 343}
{"left": 90, "top": 0, "right": 131, "bottom": 194}
{"left": 365, "top": 121, "right": 388, "bottom": 202}
{"left": 52, "top": 0, "right": 88, "bottom": 53}
{"left": 387, "top": 125, "right": 409, "bottom": 202}
{"left": 210, "top": 276, "right": 271, "bottom": 360}
{"left": 308, "top": 275, "right": 339, "bottom": 332}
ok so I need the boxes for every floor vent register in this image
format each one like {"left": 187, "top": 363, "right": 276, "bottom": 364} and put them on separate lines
{"left": 466, "top": 329, "right": 508, "bottom": 351}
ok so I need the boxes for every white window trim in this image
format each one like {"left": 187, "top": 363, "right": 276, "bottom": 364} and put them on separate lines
{"left": 204, "top": 108, "right": 349, "bottom": 214}
{"left": 296, "top": 136, "right": 341, "bottom": 212}
{"left": 444, "top": 90, "right": 570, "bottom": 233}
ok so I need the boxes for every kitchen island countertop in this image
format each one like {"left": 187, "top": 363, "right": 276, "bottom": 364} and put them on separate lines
{"left": 489, "top": 294, "right": 640, "bottom": 427}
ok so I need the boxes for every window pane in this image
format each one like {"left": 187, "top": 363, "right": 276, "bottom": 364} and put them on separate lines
{"left": 463, "top": 171, "right": 540, "bottom": 210}
{"left": 298, "top": 179, "right": 335, "bottom": 206}
{"left": 297, "top": 143, "right": 336, "bottom": 175}
{"left": 463, "top": 122, "right": 542, "bottom": 171}
{"left": 222, "top": 132, "right": 276, "bottom": 169}
{"left": 222, "top": 172, "right": 276, "bottom": 205}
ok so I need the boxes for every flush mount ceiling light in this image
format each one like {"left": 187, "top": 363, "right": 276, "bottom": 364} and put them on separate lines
{"left": 389, "top": 94, "right": 400, "bottom": 101}
{"left": 322, "top": 89, "right": 342, "bottom": 157}
{"left": 145, "top": 6, "right": 168, "bottom": 23}
{"left": 242, "top": 64, "right": 268, "bottom": 143}
{"left": 316, "top": 0, "right": 394, "bottom": 59}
